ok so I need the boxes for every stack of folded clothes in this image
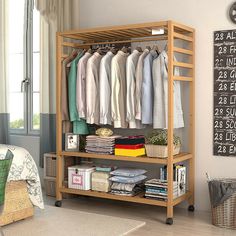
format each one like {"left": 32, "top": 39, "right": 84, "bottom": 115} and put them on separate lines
{"left": 85, "top": 135, "right": 121, "bottom": 154}
{"left": 114, "top": 136, "right": 146, "bottom": 157}
{"left": 144, "top": 179, "right": 178, "bottom": 201}
{"left": 109, "top": 168, "right": 147, "bottom": 196}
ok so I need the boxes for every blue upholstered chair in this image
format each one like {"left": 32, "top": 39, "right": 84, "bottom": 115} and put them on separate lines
{"left": 0, "top": 150, "right": 13, "bottom": 236}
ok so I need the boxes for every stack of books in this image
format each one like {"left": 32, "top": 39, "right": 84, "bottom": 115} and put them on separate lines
{"left": 114, "top": 136, "right": 146, "bottom": 157}
{"left": 160, "top": 164, "right": 186, "bottom": 196}
{"left": 144, "top": 179, "right": 178, "bottom": 201}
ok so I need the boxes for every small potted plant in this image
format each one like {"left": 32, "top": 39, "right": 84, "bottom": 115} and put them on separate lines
{"left": 145, "top": 130, "right": 181, "bottom": 158}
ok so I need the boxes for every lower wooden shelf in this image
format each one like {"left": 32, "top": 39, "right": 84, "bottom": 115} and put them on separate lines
{"left": 59, "top": 187, "right": 191, "bottom": 207}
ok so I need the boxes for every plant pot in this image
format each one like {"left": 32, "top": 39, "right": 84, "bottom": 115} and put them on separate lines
{"left": 145, "top": 144, "right": 180, "bottom": 158}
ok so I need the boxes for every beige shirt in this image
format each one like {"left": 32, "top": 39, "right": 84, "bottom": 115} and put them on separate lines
{"left": 111, "top": 50, "right": 129, "bottom": 128}
{"left": 86, "top": 52, "right": 103, "bottom": 124}
{"left": 135, "top": 48, "right": 149, "bottom": 120}
{"left": 126, "top": 50, "right": 141, "bottom": 128}
{"left": 76, "top": 52, "right": 92, "bottom": 119}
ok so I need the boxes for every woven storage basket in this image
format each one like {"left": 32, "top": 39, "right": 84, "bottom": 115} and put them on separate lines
{"left": 211, "top": 184, "right": 236, "bottom": 229}
{"left": 145, "top": 144, "right": 180, "bottom": 158}
{"left": 0, "top": 181, "right": 34, "bottom": 226}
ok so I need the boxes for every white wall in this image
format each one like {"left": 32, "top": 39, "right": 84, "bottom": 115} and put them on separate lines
{"left": 79, "top": 0, "right": 236, "bottom": 211}
{"left": 9, "top": 135, "right": 44, "bottom": 186}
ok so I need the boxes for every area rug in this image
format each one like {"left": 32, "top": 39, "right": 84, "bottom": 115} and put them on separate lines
{"left": 2, "top": 205, "right": 145, "bottom": 236}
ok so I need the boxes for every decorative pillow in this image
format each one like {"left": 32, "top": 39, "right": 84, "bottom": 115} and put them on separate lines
{"left": 96, "top": 128, "right": 113, "bottom": 137}
{"left": 110, "top": 168, "right": 147, "bottom": 177}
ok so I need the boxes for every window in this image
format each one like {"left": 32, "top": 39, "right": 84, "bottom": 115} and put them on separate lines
{"left": 7, "top": 0, "right": 40, "bottom": 134}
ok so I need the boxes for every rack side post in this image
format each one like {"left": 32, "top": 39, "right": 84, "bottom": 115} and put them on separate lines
{"left": 188, "top": 29, "right": 195, "bottom": 206}
{"left": 56, "top": 32, "right": 63, "bottom": 201}
{"left": 167, "top": 21, "right": 174, "bottom": 221}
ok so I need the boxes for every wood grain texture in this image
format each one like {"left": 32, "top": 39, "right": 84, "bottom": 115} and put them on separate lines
{"left": 61, "top": 151, "right": 192, "bottom": 164}
{"left": 167, "top": 20, "right": 174, "bottom": 219}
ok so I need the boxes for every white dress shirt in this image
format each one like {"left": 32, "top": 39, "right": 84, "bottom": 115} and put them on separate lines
{"left": 135, "top": 48, "right": 149, "bottom": 120}
{"left": 99, "top": 51, "right": 115, "bottom": 125}
{"left": 86, "top": 52, "right": 103, "bottom": 124}
{"left": 126, "top": 50, "right": 141, "bottom": 128}
{"left": 76, "top": 52, "right": 92, "bottom": 119}
{"left": 111, "top": 50, "right": 129, "bottom": 128}
{"left": 141, "top": 50, "right": 158, "bottom": 124}
{"left": 152, "top": 50, "right": 184, "bottom": 129}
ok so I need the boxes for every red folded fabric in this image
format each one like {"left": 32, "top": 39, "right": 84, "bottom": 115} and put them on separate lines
{"left": 114, "top": 144, "right": 144, "bottom": 149}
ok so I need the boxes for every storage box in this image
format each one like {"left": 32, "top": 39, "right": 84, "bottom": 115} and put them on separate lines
{"left": 0, "top": 181, "right": 34, "bottom": 226}
{"left": 44, "top": 178, "right": 56, "bottom": 197}
{"left": 44, "top": 153, "right": 75, "bottom": 178}
{"left": 45, "top": 155, "right": 57, "bottom": 177}
{"left": 68, "top": 165, "right": 95, "bottom": 190}
{"left": 92, "top": 171, "right": 111, "bottom": 192}
{"left": 44, "top": 178, "right": 74, "bottom": 199}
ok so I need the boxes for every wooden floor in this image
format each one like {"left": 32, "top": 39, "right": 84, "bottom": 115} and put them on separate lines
{"left": 45, "top": 194, "right": 235, "bottom": 236}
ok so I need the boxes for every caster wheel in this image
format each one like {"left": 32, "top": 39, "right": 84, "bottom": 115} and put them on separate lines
{"left": 55, "top": 201, "right": 62, "bottom": 207}
{"left": 166, "top": 218, "right": 173, "bottom": 225}
{"left": 188, "top": 205, "right": 195, "bottom": 212}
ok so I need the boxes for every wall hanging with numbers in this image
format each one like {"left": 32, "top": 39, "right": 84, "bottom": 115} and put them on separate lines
{"left": 213, "top": 30, "right": 236, "bottom": 157}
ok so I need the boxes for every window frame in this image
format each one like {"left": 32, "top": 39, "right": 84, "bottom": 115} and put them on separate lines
{"left": 9, "top": 0, "right": 40, "bottom": 136}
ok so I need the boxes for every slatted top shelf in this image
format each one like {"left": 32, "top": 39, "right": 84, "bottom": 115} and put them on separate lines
{"left": 60, "top": 151, "right": 192, "bottom": 164}
{"left": 58, "top": 20, "right": 194, "bottom": 42}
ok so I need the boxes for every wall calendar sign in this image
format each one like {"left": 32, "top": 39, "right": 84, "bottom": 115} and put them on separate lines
{"left": 213, "top": 30, "right": 236, "bottom": 157}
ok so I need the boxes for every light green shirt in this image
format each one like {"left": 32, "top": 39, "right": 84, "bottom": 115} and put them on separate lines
{"left": 68, "top": 51, "right": 89, "bottom": 135}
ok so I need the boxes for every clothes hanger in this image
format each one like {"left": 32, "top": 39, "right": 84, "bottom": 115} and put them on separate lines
{"left": 87, "top": 48, "right": 93, "bottom": 54}
{"left": 164, "top": 44, "right": 168, "bottom": 52}
{"left": 135, "top": 46, "right": 143, "bottom": 53}
{"left": 96, "top": 48, "right": 103, "bottom": 55}
{"left": 110, "top": 47, "right": 117, "bottom": 54}
{"left": 121, "top": 46, "right": 128, "bottom": 53}
{"left": 152, "top": 45, "right": 160, "bottom": 54}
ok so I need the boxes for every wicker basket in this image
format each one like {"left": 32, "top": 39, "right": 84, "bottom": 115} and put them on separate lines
{"left": 210, "top": 182, "right": 236, "bottom": 230}
{"left": 0, "top": 181, "right": 34, "bottom": 226}
{"left": 145, "top": 144, "right": 180, "bottom": 158}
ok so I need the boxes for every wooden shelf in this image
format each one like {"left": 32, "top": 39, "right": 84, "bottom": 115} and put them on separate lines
{"left": 60, "top": 187, "right": 191, "bottom": 207}
{"left": 60, "top": 187, "right": 167, "bottom": 206}
{"left": 60, "top": 151, "right": 192, "bottom": 165}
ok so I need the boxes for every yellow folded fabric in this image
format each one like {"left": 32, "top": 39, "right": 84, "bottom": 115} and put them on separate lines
{"left": 115, "top": 148, "right": 146, "bottom": 157}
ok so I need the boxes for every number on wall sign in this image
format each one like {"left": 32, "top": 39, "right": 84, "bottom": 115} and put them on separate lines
{"left": 218, "top": 83, "right": 228, "bottom": 91}
{"left": 218, "top": 96, "right": 228, "bottom": 105}
{"left": 218, "top": 46, "right": 227, "bottom": 55}
{"left": 218, "top": 145, "right": 227, "bottom": 153}
{"left": 214, "top": 132, "right": 223, "bottom": 141}
{"left": 218, "top": 71, "right": 228, "bottom": 79}
{"left": 215, "top": 32, "right": 224, "bottom": 41}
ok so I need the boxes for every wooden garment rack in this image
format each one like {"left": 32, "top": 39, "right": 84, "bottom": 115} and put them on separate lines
{"left": 55, "top": 20, "right": 195, "bottom": 225}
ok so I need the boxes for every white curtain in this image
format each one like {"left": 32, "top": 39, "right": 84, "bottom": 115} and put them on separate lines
{"left": 35, "top": 0, "right": 79, "bottom": 166}
{"left": 0, "top": 0, "right": 9, "bottom": 143}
